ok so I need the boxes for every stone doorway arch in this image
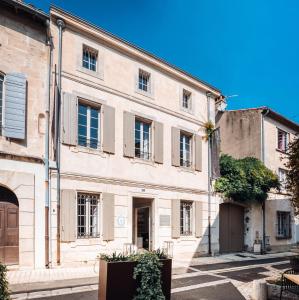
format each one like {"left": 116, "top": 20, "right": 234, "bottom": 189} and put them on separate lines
{"left": 0, "top": 185, "right": 19, "bottom": 265}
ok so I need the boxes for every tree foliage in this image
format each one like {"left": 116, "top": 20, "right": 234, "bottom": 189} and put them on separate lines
{"left": 215, "top": 154, "right": 280, "bottom": 203}
{"left": 0, "top": 263, "right": 10, "bottom": 300}
{"left": 285, "top": 137, "right": 299, "bottom": 214}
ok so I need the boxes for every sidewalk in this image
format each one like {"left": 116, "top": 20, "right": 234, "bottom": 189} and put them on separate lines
{"left": 8, "top": 251, "right": 297, "bottom": 299}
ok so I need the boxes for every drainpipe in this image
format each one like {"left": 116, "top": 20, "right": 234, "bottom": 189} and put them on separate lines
{"left": 45, "top": 19, "right": 53, "bottom": 268}
{"left": 261, "top": 108, "right": 270, "bottom": 254}
{"left": 206, "top": 92, "right": 212, "bottom": 255}
{"left": 56, "top": 18, "right": 65, "bottom": 265}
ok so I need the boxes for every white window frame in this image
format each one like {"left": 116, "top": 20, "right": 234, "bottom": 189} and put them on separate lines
{"left": 0, "top": 74, "right": 4, "bottom": 136}
{"left": 82, "top": 45, "right": 98, "bottom": 72}
{"left": 182, "top": 89, "right": 192, "bottom": 111}
{"left": 138, "top": 69, "right": 151, "bottom": 93}
{"left": 77, "top": 192, "right": 101, "bottom": 239}
{"left": 135, "top": 118, "right": 152, "bottom": 160}
{"left": 278, "top": 168, "right": 287, "bottom": 190}
{"left": 277, "top": 128, "right": 289, "bottom": 152}
{"left": 180, "top": 201, "right": 193, "bottom": 236}
{"left": 78, "top": 102, "right": 101, "bottom": 149}
{"left": 277, "top": 211, "right": 291, "bottom": 239}
{"left": 180, "top": 132, "right": 192, "bottom": 168}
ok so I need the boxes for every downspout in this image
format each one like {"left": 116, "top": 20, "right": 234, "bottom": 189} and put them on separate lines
{"left": 56, "top": 18, "right": 65, "bottom": 265}
{"left": 206, "top": 92, "right": 212, "bottom": 255}
{"left": 261, "top": 108, "right": 270, "bottom": 254}
{"left": 45, "top": 19, "right": 52, "bottom": 268}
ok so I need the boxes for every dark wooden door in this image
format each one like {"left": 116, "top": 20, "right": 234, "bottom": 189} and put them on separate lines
{"left": 219, "top": 203, "right": 244, "bottom": 253}
{"left": 0, "top": 202, "right": 19, "bottom": 265}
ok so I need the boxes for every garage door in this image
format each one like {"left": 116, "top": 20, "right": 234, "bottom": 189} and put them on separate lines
{"left": 219, "top": 203, "right": 244, "bottom": 253}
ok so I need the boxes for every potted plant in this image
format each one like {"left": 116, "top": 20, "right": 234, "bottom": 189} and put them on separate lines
{"left": 0, "top": 263, "right": 10, "bottom": 300}
{"left": 98, "top": 250, "right": 172, "bottom": 300}
{"left": 290, "top": 256, "right": 299, "bottom": 271}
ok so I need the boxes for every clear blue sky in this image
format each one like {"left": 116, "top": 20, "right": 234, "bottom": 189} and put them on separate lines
{"left": 30, "top": 0, "right": 299, "bottom": 123}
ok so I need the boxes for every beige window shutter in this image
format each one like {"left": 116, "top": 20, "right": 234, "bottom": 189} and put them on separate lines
{"left": 195, "top": 135, "right": 203, "bottom": 171}
{"left": 123, "top": 111, "right": 135, "bottom": 157}
{"left": 62, "top": 92, "right": 78, "bottom": 146}
{"left": 60, "top": 190, "right": 76, "bottom": 242}
{"left": 171, "top": 127, "right": 180, "bottom": 167}
{"left": 171, "top": 199, "right": 180, "bottom": 238}
{"left": 195, "top": 201, "right": 203, "bottom": 238}
{"left": 154, "top": 121, "right": 163, "bottom": 164}
{"left": 102, "top": 193, "right": 115, "bottom": 241}
{"left": 102, "top": 104, "right": 115, "bottom": 154}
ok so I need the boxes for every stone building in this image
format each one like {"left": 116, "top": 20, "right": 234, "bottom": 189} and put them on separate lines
{"left": 0, "top": 0, "right": 50, "bottom": 268}
{"left": 216, "top": 107, "right": 299, "bottom": 253}
{"left": 48, "top": 6, "right": 221, "bottom": 266}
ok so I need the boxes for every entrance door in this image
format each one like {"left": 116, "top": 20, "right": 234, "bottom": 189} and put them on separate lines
{"left": 0, "top": 202, "right": 19, "bottom": 264}
{"left": 135, "top": 207, "right": 151, "bottom": 250}
{"left": 219, "top": 203, "right": 244, "bottom": 253}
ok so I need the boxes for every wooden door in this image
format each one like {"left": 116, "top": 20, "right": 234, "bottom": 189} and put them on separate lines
{"left": 0, "top": 202, "right": 19, "bottom": 265}
{"left": 219, "top": 203, "right": 244, "bottom": 253}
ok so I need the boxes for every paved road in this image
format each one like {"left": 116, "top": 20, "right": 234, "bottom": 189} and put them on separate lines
{"left": 13, "top": 255, "right": 291, "bottom": 300}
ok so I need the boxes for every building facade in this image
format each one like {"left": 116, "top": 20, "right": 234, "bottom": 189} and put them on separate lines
{"left": 0, "top": 0, "right": 50, "bottom": 268}
{"left": 216, "top": 107, "right": 299, "bottom": 253}
{"left": 46, "top": 7, "right": 222, "bottom": 266}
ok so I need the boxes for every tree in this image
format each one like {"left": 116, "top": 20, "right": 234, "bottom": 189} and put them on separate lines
{"left": 215, "top": 154, "right": 280, "bottom": 203}
{"left": 285, "top": 137, "right": 299, "bottom": 215}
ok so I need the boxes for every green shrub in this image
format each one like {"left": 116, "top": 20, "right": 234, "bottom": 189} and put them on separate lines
{"left": 0, "top": 263, "right": 10, "bottom": 300}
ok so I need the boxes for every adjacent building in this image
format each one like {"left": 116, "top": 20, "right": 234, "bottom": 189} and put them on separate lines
{"left": 216, "top": 107, "right": 299, "bottom": 253}
{"left": 0, "top": 0, "right": 50, "bottom": 268}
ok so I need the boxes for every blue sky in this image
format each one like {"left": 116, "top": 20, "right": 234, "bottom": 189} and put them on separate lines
{"left": 30, "top": 0, "right": 299, "bottom": 122}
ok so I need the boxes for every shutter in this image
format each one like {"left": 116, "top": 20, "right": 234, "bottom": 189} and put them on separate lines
{"left": 3, "top": 73, "right": 27, "bottom": 139}
{"left": 154, "top": 121, "right": 163, "bottom": 164}
{"left": 195, "top": 201, "right": 203, "bottom": 238}
{"left": 60, "top": 190, "right": 76, "bottom": 242}
{"left": 102, "top": 193, "right": 114, "bottom": 241}
{"left": 195, "top": 135, "right": 203, "bottom": 171}
{"left": 171, "top": 127, "right": 180, "bottom": 167}
{"left": 102, "top": 104, "right": 115, "bottom": 154}
{"left": 123, "top": 111, "right": 135, "bottom": 157}
{"left": 289, "top": 213, "right": 292, "bottom": 238}
{"left": 62, "top": 92, "right": 77, "bottom": 146}
{"left": 171, "top": 199, "right": 180, "bottom": 239}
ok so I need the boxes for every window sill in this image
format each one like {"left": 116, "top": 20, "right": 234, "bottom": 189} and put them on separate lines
{"left": 276, "top": 148, "right": 289, "bottom": 155}
{"left": 276, "top": 236, "right": 292, "bottom": 240}
{"left": 77, "top": 66, "right": 104, "bottom": 80}
{"left": 179, "top": 236, "right": 197, "bottom": 241}
{"left": 178, "top": 166, "right": 196, "bottom": 174}
{"left": 135, "top": 88, "right": 154, "bottom": 100}
{"left": 131, "top": 157, "right": 156, "bottom": 166}
{"left": 71, "top": 145, "right": 107, "bottom": 157}
{"left": 180, "top": 107, "right": 194, "bottom": 115}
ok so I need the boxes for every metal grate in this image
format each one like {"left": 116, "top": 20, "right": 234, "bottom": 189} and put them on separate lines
{"left": 82, "top": 45, "right": 97, "bottom": 71}
{"left": 138, "top": 69, "right": 150, "bottom": 92}
{"left": 180, "top": 201, "right": 193, "bottom": 236}
{"left": 77, "top": 193, "right": 100, "bottom": 238}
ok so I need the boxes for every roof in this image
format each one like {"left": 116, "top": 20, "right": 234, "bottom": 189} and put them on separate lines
{"left": 50, "top": 5, "right": 221, "bottom": 96}
{"left": 1, "top": 0, "right": 49, "bottom": 24}
{"left": 227, "top": 107, "right": 299, "bottom": 133}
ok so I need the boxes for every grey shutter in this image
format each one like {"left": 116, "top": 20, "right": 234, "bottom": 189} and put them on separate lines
{"left": 123, "top": 111, "right": 135, "bottom": 157}
{"left": 195, "top": 201, "right": 203, "bottom": 238}
{"left": 102, "top": 193, "right": 114, "bottom": 241}
{"left": 154, "top": 121, "right": 163, "bottom": 164}
{"left": 3, "top": 73, "right": 27, "bottom": 139}
{"left": 102, "top": 105, "right": 115, "bottom": 154}
{"left": 195, "top": 135, "right": 203, "bottom": 171}
{"left": 60, "top": 190, "right": 76, "bottom": 242}
{"left": 62, "top": 92, "right": 77, "bottom": 146}
{"left": 171, "top": 127, "right": 180, "bottom": 167}
{"left": 171, "top": 199, "right": 180, "bottom": 238}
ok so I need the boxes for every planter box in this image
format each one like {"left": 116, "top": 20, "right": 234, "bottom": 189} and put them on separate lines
{"left": 99, "top": 258, "right": 172, "bottom": 300}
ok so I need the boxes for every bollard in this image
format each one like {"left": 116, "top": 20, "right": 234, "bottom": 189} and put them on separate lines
{"left": 252, "top": 279, "right": 267, "bottom": 300}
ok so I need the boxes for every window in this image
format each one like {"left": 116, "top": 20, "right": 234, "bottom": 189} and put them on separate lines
{"left": 277, "top": 129, "right": 289, "bottom": 152}
{"left": 138, "top": 69, "right": 150, "bottom": 93}
{"left": 278, "top": 168, "right": 287, "bottom": 190}
{"left": 180, "top": 201, "right": 193, "bottom": 236}
{"left": 82, "top": 45, "right": 97, "bottom": 72}
{"left": 0, "top": 75, "right": 3, "bottom": 135}
{"left": 182, "top": 89, "right": 191, "bottom": 110}
{"left": 78, "top": 103, "right": 100, "bottom": 149}
{"left": 77, "top": 193, "right": 100, "bottom": 238}
{"left": 277, "top": 211, "right": 291, "bottom": 239}
{"left": 180, "top": 132, "right": 192, "bottom": 167}
{"left": 135, "top": 119, "right": 151, "bottom": 160}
